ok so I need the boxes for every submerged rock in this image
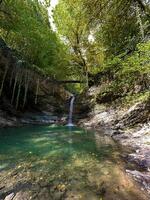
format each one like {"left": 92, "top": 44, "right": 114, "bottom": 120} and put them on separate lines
{"left": 126, "top": 170, "right": 150, "bottom": 193}
{"left": 4, "top": 193, "right": 15, "bottom": 200}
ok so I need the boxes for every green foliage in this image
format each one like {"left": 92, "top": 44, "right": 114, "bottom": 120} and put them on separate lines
{"left": 54, "top": 0, "right": 150, "bottom": 87}
{"left": 96, "top": 41, "right": 150, "bottom": 103}
{"left": 82, "top": 0, "right": 150, "bottom": 56}
{"left": 0, "top": 0, "right": 71, "bottom": 79}
{"left": 0, "top": 0, "right": 149, "bottom": 94}
{"left": 118, "top": 41, "right": 150, "bottom": 85}
{"left": 54, "top": 0, "right": 109, "bottom": 88}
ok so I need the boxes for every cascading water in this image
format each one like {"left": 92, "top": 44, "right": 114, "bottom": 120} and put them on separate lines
{"left": 67, "top": 95, "right": 75, "bottom": 126}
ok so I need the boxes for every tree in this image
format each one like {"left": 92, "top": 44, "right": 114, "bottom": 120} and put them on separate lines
{"left": 0, "top": 0, "right": 71, "bottom": 80}
{"left": 54, "top": 0, "right": 106, "bottom": 87}
{"left": 82, "top": 0, "right": 150, "bottom": 56}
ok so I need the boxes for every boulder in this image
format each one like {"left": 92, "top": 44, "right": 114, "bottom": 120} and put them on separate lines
{"left": 116, "top": 100, "right": 150, "bottom": 128}
{"left": 4, "top": 193, "right": 15, "bottom": 200}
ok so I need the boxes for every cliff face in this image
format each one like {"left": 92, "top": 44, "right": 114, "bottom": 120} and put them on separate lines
{"left": 0, "top": 38, "right": 71, "bottom": 127}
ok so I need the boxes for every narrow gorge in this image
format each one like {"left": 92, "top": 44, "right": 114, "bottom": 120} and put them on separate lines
{"left": 0, "top": 0, "right": 150, "bottom": 200}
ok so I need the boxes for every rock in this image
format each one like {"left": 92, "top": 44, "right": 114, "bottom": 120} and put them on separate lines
{"left": 127, "top": 149, "right": 150, "bottom": 171}
{"left": 13, "top": 191, "right": 32, "bottom": 200}
{"left": 126, "top": 170, "right": 150, "bottom": 192}
{"left": 117, "top": 101, "right": 150, "bottom": 128}
{"left": 111, "top": 129, "right": 124, "bottom": 136}
{"left": 4, "top": 193, "right": 15, "bottom": 200}
{"left": 0, "top": 110, "right": 21, "bottom": 128}
{"left": 0, "top": 38, "right": 72, "bottom": 128}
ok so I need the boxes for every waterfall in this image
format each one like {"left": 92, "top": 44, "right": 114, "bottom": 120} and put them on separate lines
{"left": 67, "top": 95, "right": 75, "bottom": 126}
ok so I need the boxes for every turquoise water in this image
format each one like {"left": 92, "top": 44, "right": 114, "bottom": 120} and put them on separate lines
{"left": 0, "top": 126, "right": 149, "bottom": 200}
{"left": 0, "top": 126, "right": 113, "bottom": 172}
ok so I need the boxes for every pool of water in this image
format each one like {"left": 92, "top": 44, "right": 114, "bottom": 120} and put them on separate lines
{"left": 0, "top": 126, "right": 149, "bottom": 200}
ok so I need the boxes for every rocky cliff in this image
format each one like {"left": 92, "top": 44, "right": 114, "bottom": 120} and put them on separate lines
{"left": 0, "top": 38, "right": 71, "bottom": 127}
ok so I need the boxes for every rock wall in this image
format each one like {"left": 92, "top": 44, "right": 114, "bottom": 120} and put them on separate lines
{"left": 0, "top": 38, "right": 71, "bottom": 126}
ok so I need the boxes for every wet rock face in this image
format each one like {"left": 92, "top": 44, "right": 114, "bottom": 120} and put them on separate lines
{"left": 0, "top": 110, "right": 20, "bottom": 128}
{"left": 0, "top": 38, "right": 71, "bottom": 127}
{"left": 4, "top": 193, "right": 15, "bottom": 200}
{"left": 116, "top": 101, "right": 150, "bottom": 128}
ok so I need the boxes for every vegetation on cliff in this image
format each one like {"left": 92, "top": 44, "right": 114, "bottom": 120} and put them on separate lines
{"left": 54, "top": 0, "right": 150, "bottom": 96}
{"left": 0, "top": 0, "right": 71, "bottom": 110}
{"left": 0, "top": 0, "right": 73, "bottom": 79}
{"left": 0, "top": 0, "right": 150, "bottom": 111}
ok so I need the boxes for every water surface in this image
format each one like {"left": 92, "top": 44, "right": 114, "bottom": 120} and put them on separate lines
{"left": 0, "top": 126, "right": 149, "bottom": 200}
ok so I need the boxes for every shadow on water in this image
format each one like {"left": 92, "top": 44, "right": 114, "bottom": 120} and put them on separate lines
{"left": 0, "top": 126, "right": 149, "bottom": 200}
